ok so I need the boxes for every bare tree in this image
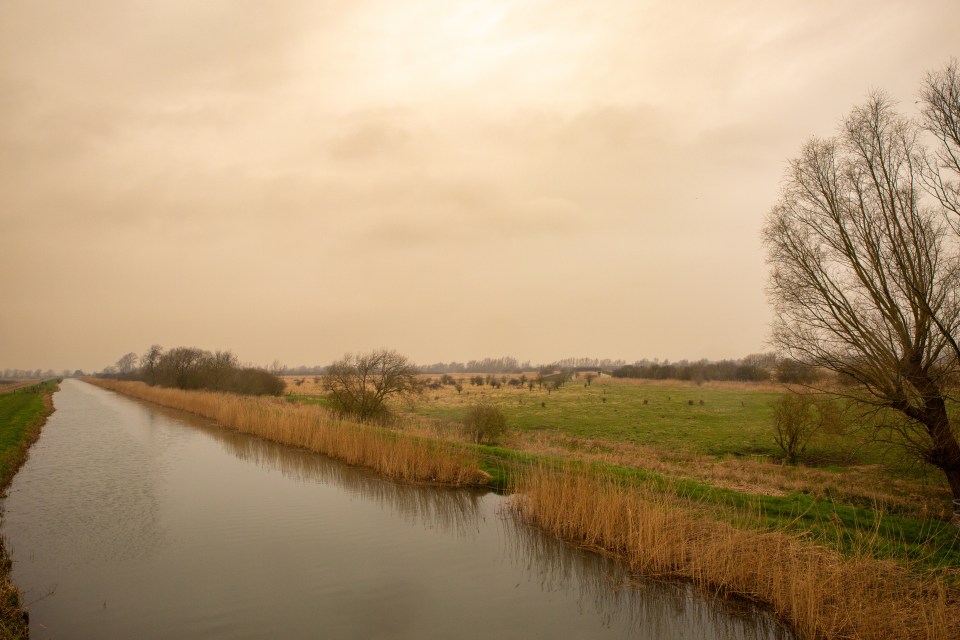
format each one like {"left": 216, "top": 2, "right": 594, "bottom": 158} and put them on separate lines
{"left": 771, "top": 393, "right": 845, "bottom": 461}
{"left": 208, "top": 350, "right": 240, "bottom": 389}
{"left": 764, "top": 91, "right": 960, "bottom": 522}
{"left": 324, "top": 349, "right": 421, "bottom": 421}
{"left": 115, "top": 352, "right": 139, "bottom": 377}
{"left": 156, "top": 347, "right": 208, "bottom": 389}
{"left": 139, "top": 344, "right": 163, "bottom": 385}
{"left": 921, "top": 59, "right": 960, "bottom": 226}
{"left": 772, "top": 393, "right": 819, "bottom": 461}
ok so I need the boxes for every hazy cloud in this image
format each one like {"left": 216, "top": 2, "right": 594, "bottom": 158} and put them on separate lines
{"left": 2, "top": 0, "right": 958, "bottom": 371}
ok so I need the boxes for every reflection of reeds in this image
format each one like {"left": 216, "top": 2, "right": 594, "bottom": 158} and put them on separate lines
{"left": 510, "top": 464, "right": 958, "bottom": 640}
{"left": 86, "top": 380, "right": 485, "bottom": 486}
{"left": 212, "top": 427, "right": 489, "bottom": 537}
{"left": 501, "top": 514, "right": 791, "bottom": 639}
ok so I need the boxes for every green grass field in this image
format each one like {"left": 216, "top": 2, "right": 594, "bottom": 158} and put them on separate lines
{"left": 0, "top": 380, "right": 57, "bottom": 487}
{"left": 412, "top": 376, "right": 901, "bottom": 466}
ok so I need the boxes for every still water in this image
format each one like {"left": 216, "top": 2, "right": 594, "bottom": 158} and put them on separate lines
{"left": 2, "top": 380, "right": 791, "bottom": 639}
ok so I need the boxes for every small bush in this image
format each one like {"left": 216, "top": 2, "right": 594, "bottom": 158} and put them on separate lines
{"left": 462, "top": 404, "right": 508, "bottom": 444}
{"left": 227, "top": 368, "right": 287, "bottom": 396}
{"left": 772, "top": 393, "right": 821, "bottom": 461}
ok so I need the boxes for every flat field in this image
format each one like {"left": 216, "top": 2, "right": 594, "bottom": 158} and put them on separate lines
{"left": 415, "top": 375, "right": 795, "bottom": 457}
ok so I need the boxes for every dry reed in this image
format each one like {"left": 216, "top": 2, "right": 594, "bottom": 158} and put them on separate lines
{"left": 510, "top": 464, "right": 958, "bottom": 639}
{"left": 509, "top": 431, "right": 950, "bottom": 519}
{"left": 86, "top": 379, "right": 486, "bottom": 486}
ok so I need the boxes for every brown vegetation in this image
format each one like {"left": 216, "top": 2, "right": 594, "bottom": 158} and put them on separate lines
{"left": 506, "top": 430, "right": 950, "bottom": 519}
{"left": 511, "top": 464, "right": 959, "bottom": 640}
{"left": 0, "top": 380, "right": 41, "bottom": 394}
{"left": 395, "top": 376, "right": 952, "bottom": 519}
{"left": 86, "top": 379, "right": 486, "bottom": 486}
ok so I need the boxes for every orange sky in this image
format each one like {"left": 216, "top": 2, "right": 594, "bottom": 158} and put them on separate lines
{"left": 2, "top": 1, "right": 959, "bottom": 372}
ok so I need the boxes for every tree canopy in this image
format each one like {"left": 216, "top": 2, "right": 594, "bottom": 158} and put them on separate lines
{"left": 324, "top": 349, "right": 421, "bottom": 421}
{"left": 764, "top": 61, "right": 960, "bottom": 522}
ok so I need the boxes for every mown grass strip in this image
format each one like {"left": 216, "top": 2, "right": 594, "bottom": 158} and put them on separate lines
{"left": 0, "top": 379, "right": 58, "bottom": 640}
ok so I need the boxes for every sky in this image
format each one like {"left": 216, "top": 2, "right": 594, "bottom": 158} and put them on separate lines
{"left": 2, "top": 1, "right": 959, "bottom": 373}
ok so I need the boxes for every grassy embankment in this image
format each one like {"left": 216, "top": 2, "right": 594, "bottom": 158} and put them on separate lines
{"left": 99, "top": 376, "right": 959, "bottom": 638}
{"left": 0, "top": 380, "right": 58, "bottom": 640}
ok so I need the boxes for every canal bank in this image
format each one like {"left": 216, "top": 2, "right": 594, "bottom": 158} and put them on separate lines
{"left": 0, "top": 379, "right": 58, "bottom": 639}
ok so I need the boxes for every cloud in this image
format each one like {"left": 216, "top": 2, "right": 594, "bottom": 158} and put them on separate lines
{"left": 2, "top": 0, "right": 959, "bottom": 370}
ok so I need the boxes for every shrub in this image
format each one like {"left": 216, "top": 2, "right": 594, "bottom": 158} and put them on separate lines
{"left": 227, "top": 368, "right": 287, "bottom": 396}
{"left": 324, "top": 350, "right": 419, "bottom": 422}
{"left": 772, "top": 393, "right": 821, "bottom": 461}
{"left": 463, "top": 404, "right": 507, "bottom": 444}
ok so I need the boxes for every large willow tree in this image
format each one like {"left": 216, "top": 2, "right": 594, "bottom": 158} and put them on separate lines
{"left": 764, "top": 64, "right": 960, "bottom": 523}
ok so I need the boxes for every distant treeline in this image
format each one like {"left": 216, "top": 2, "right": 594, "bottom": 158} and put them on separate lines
{"left": 420, "top": 356, "right": 630, "bottom": 374}
{"left": 2, "top": 368, "right": 82, "bottom": 379}
{"left": 420, "top": 357, "right": 531, "bottom": 374}
{"left": 417, "top": 354, "right": 818, "bottom": 383}
{"left": 279, "top": 357, "right": 627, "bottom": 376}
{"left": 611, "top": 355, "right": 821, "bottom": 384}
{"left": 100, "top": 346, "right": 285, "bottom": 396}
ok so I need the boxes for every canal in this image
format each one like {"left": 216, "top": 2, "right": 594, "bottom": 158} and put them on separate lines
{"left": 2, "top": 380, "right": 790, "bottom": 639}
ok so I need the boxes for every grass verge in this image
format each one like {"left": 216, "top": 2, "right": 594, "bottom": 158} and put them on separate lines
{"left": 0, "top": 379, "right": 58, "bottom": 640}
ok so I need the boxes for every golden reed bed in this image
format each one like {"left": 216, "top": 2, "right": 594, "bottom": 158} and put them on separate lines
{"left": 512, "top": 465, "right": 958, "bottom": 640}
{"left": 86, "top": 379, "right": 485, "bottom": 485}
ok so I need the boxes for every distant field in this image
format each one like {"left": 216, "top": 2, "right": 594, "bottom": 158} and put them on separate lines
{"left": 0, "top": 380, "right": 41, "bottom": 394}
{"left": 409, "top": 375, "right": 887, "bottom": 465}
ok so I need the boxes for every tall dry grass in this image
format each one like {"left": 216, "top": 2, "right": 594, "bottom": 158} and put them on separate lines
{"left": 86, "top": 379, "right": 486, "bottom": 486}
{"left": 510, "top": 431, "right": 951, "bottom": 519}
{"left": 510, "top": 464, "right": 958, "bottom": 639}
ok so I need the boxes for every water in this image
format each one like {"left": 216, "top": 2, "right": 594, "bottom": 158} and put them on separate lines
{"left": 2, "top": 380, "right": 791, "bottom": 639}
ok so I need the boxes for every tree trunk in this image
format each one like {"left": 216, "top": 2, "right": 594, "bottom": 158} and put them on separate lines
{"left": 944, "top": 464, "right": 960, "bottom": 526}
{"left": 917, "top": 397, "right": 960, "bottom": 526}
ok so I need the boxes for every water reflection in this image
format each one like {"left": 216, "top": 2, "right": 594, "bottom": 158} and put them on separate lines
{"left": 3, "top": 380, "right": 166, "bottom": 569}
{"left": 160, "top": 409, "right": 490, "bottom": 538}
{"left": 174, "top": 400, "right": 793, "bottom": 640}
{"left": 500, "top": 515, "right": 792, "bottom": 639}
